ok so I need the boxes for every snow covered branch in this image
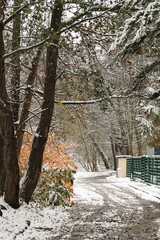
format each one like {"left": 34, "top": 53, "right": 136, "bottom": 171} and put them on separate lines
{"left": 60, "top": 2, "right": 122, "bottom": 34}
{"left": 131, "top": 59, "right": 160, "bottom": 92}
{"left": 3, "top": 38, "right": 50, "bottom": 59}
{"left": 123, "top": 18, "right": 160, "bottom": 56}
{"left": 150, "top": 90, "right": 160, "bottom": 100}
{"left": 54, "top": 98, "right": 104, "bottom": 105}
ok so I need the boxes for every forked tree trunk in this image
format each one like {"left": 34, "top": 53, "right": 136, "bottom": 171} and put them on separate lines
{"left": 19, "top": 0, "right": 63, "bottom": 203}
{"left": 0, "top": 18, "right": 20, "bottom": 208}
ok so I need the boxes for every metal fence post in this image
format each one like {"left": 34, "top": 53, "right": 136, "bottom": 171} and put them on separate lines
{"left": 141, "top": 156, "right": 145, "bottom": 181}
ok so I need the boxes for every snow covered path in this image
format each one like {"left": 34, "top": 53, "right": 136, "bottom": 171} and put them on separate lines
{"left": 1, "top": 171, "right": 160, "bottom": 239}
{"left": 51, "top": 171, "right": 160, "bottom": 240}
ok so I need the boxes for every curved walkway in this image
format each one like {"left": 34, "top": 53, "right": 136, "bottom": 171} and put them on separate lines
{"left": 50, "top": 172, "right": 160, "bottom": 240}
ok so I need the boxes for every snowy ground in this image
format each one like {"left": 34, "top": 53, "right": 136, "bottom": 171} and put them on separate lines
{"left": 1, "top": 171, "right": 160, "bottom": 239}
{"left": 74, "top": 171, "right": 160, "bottom": 204}
{"left": 0, "top": 199, "right": 69, "bottom": 240}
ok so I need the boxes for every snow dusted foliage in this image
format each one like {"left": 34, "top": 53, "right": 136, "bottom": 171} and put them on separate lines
{"left": 109, "top": 0, "right": 160, "bottom": 94}
{"left": 110, "top": 0, "right": 160, "bottom": 54}
{"left": 136, "top": 116, "right": 152, "bottom": 134}
{"left": 108, "top": 0, "right": 160, "bottom": 143}
{"left": 136, "top": 100, "right": 160, "bottom": 144}
{"left": 143, "top": 104, "right": 159, "bottom": 116}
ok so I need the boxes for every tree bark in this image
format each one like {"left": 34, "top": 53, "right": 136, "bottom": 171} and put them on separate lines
{"left": 17, "top": 47, "right": 42, "bottom": 156}
{"left": 3, "top": 110, "right": 20, "bottom": 208}
{"left": 20, "top": 0, "right": 64, "bottom": 203}
{"left": 110, "top": 136, "right": 117, "bottom": 171}
{"left": 0, "top": 6, "right": 5, "bottom": 193}
{"left": 0, "top": 12, "right": 20, "bottom": 208}
{"left": 135, "top": 126, "right": 143, "bottom": 156}
{"left": 91, "top": 136, "right": 110, "bottom": 169}
{"left": 11, "top": 0, "right": 22, "bottom": 128}
{"left": 0, "top": 133, "right": 5, "bottom": 196}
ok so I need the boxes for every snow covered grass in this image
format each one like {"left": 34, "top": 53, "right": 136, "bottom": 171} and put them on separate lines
{"left": 0, "top": 198, "right": 69, "bottom": 240}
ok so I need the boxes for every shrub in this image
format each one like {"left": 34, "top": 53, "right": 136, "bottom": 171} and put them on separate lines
{"left": 19, "top": 133, "right": 77, "bottom": 206}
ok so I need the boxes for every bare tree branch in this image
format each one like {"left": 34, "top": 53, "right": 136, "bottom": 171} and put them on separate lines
{"left": 16, "top": 108, "right": 47, "bottom": 134}
{"left": 3, "top": 4, "right": 28, "bottom": 26}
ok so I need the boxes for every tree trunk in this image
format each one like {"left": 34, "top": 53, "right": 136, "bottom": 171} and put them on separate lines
{"left": 0, "top": 133, "right": 5, "bottom": 196}
{"left": 91, "top": 136, "right": 110, "bottom": 169}
{"left": 135, "top": 126, "right": 143, "bottom": 156}
{"left": 3, "top": 111, "right": 20, "bottom": 208}
{"left": 0, "top": 16, "right": 20, "bottom": 208}
{"left": 17, "top": 47, "right": 42, "bottom": 156}
{"left": 110, "top": 136, "right": 117, "bottom": 171}
{"left": 0, "top": 3, "right": 5, "bottom": 198}
{"left": 11, "top": 0, "right": 22, "bottom": 128}
{"left": 20, "top": 0, "right": 63, "bottom": 203}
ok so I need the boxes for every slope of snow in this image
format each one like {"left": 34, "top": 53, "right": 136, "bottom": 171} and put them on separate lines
{"left": 0, "top": 198, "right": 69, "bottom": 240}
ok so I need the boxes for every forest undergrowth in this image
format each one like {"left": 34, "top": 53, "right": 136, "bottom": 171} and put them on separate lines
{"left": 19, "top": 133, "right": 77, "bottom": 207}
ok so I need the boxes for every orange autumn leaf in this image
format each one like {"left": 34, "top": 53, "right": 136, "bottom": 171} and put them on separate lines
{"left": 19, "top": 133, "right": 77, "bottom": 174}
{"left": 19, "top": 133, "right": 77, "bottom": 202}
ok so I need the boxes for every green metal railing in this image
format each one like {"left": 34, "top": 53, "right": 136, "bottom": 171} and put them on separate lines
{"left": 126, "top": 156, "right": 160, "bottom": 185}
